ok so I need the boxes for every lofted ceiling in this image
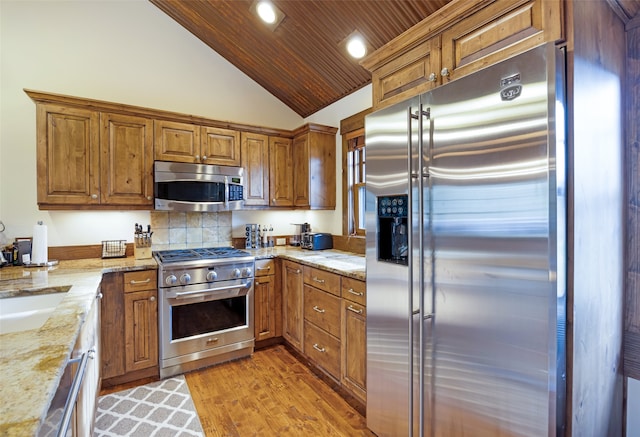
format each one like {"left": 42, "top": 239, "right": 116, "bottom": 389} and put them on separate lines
{"left": 150, "top": 0, "right": 452, "bottom": 118}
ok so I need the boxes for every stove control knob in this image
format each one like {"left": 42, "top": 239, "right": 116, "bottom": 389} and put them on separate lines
{"left": 232, "top": 268, "right": 241, "bottom": 279}
{"left": 242, "top": 267, "right": 252, "bottom": 277}
{"left": 180, "top": 273, "right": 191, "bottom": 285}
{"left": 206, "top": 271, "right": 218, "bottom": 282}
{"left": 165, "top": 275, "right": 177, "bottom": 286}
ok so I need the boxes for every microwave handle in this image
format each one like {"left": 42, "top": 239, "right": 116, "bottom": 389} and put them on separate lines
{"left": 224, "top": 176, "right": 229, "bottom": 209}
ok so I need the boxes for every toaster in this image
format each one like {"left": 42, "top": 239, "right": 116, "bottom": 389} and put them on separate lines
{"left": 301, "top": 233, "right": 333, "bottom": 250}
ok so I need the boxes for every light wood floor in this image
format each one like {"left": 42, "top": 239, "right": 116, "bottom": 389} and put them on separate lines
{"left": 184, "top": 344, "right": 375, "bottom": 436}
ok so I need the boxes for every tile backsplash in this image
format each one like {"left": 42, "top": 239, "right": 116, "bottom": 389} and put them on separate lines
{"left": 150, "top": 211, "right": 232, "bottom": 250}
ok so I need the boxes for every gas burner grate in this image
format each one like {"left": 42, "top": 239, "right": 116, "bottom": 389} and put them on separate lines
{"left": 154, "top": 247, "right": 250, "bottom": 263}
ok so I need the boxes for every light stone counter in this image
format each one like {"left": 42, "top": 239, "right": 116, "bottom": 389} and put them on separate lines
{"left": 0, "top": 247, "right": 363, "bottom": 436}
{"left": 0, "top": 257, "right": 157, "bottom": 437}
{"left": 247, "top": 246, "right": 366, "bottom": 281}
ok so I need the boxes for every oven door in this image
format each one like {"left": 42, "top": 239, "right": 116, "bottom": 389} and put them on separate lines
{"left": 159, "top": 278, "right": 254, "bottom": 363}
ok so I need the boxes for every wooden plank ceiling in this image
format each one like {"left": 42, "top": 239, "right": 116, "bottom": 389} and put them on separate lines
{"left": 150, "top": 0, "right": 452, "bottom": 117}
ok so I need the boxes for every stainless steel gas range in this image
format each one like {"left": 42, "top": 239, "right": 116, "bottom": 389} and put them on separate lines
{"left": 154, "top": 247, "right": 255, "bottom": 378}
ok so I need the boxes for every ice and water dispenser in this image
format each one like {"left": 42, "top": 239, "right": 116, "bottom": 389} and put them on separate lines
{"left": 377, "top": 195, "right": 408, "bottom": 265}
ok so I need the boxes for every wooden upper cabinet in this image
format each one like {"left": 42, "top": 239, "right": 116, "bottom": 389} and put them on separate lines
{"left": 35, "top": 104, "right": 100, "bottom": 207}
{"left": 154, "top": 120, "right": 240, "bottom": 166}
{"left": 370, "top": 37, "right": 442, "bottom": 110}
{"left": 362, "top": 0, "right": 564, "bottom": 110}
{"left": 100, "top": 113, "right": 153, "bottom": 206}
{"left": 241, "top": 132, "right": 270, "bottom": 206}
{"left": 292, "top": 125, "right": 338, "bottom": 209}
{"left": 154, "top": 120, "right": 200, "bottom": 163}
{"left": 439, "top": 0, "right": 563, "bottom": 83}
{"left": 201, "top": 126, "right": 240, "bottom": 166}
{"left": 269, "top": 136, "right": 294, "bottom": 207}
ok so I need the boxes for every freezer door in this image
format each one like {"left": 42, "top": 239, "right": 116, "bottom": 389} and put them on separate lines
{"left": 366, "top": 96, "right": 421, "bottom": 437}
{"left": 425, "top": 43, "right": 565, "bottom": 436}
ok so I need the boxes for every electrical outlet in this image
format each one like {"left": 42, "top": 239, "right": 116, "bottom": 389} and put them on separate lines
{"left": 276, "top": 238, "right": 286, "bottom": 246}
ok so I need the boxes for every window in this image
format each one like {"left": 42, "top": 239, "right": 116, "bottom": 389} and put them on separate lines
{"left": 346, "top": 130, "right": 366, "bottom": 236}
{"left": 341, "top": 108, "right": 371, "bottom": 237}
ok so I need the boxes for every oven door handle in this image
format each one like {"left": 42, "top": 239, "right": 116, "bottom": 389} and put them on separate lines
{"left": 173, "top": 282, "right": 251, "bottom": 299}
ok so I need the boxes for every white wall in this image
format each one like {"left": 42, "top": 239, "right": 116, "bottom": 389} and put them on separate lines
{"left": 0, "top": 0, "right": 371, "bottom": 247}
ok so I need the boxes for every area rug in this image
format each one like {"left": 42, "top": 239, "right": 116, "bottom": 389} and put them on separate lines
{"left": 94, "top": 375, "right": 205, "bottom": 436}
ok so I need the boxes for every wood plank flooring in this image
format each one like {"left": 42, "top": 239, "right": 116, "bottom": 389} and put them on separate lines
{"left": 184, "top": 344, "right": 375, "bottom": 436}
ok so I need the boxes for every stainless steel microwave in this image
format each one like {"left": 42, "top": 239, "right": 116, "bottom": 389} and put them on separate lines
{"left": 154, "top": 161, "right": 245, "bottom": 212}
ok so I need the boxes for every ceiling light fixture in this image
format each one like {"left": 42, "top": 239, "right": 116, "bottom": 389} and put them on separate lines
{"left": 251, "top": 1, "right": 285, "bottom": 30}
{"left": 343, "top": 31, "right": 368, "bottom": 60}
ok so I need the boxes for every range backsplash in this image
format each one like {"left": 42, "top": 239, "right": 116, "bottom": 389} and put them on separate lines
{"left": 150, "top": 211, "right": 232, "bottom": 251}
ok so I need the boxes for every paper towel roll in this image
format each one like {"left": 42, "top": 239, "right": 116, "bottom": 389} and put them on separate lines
{"left": 31, "top": 221, "right": 48, "bottom": 265}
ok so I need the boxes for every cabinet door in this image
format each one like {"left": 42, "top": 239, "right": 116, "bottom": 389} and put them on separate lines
{"left": 201, "top": 126, "right": 240, "bottom": 166}
{"left": 241, "top": 132, "right": 270, "bottom": 206}
{"left": 282, "top": 260, "right": 304, "bottom": 351}
{"left": 254, "top": 274, "right": 276, "bottom": 341}
{"left": 100, "top": 273, "right": 125, "bottom": 379}
{"left": 440, "top": 0, "right": 563, "bottom": 83}
{"left": 342, "top": 300, "right": 366, "bottom": 402}
{"left": 154, "top": 120, "right": 200, "bottom": 163}
{"left": 100, "top": 113, "right": 153, "bottom": 206}
{"left": 371, "top": 37, "right": 441, "bottom": 110}
{"left": 36, "top": 104, "right": 100, "bottom": 207}
{"left": 269, "top": 137, "right": 294, "bottom": 207}
{"left": 307, "top": 130, "right": 336, "bottom": 209}
{"left": 124, "top": 289, "right": 158, "bottom": 372}
{"left": 292, "top": 134, "right": 310, "bottom": 207}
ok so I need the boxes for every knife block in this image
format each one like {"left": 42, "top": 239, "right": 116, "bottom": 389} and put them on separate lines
{"left": 134, "top": 233, "right": 152, "bottom": 260}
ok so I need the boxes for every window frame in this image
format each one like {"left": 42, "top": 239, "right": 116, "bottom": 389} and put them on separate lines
{"left": 340, "top": 108, "right": 372, "bottom": 237}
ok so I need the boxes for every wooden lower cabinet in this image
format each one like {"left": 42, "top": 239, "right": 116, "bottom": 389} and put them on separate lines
{"left": 101, "top": 269, "right": 158, "bottom": 386}
{"left": 342, "top": 299, "right": 366, "bottom": 402}
{"left": 341, "top": 277, "right": 367, "bottom": 402}
{"left": 254, "top": 258, "right": 282, "bottom": 341}
{"left": 281, "top": 261, "right": 367, "bottom": 402}
{"left": 282, "top": 260, "right": 304, "bottom": 351}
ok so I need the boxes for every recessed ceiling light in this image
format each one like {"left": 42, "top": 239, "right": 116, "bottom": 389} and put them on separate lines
{"left": 251, "top": 1, "right": 285, "bottom": 30}
{"left": 347, "top": 35, "right": 367, "bottom": 59}
{"left": 343, "top": 31, "right": 368, "bottom": 60}
{"left": 256, "top": 1, "right": 276, "bottom": 23}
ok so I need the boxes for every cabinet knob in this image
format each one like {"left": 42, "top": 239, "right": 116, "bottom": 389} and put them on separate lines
{"left": 195, "top": 155, "right": 200, "bottom": 161}
{"left": 441, "top": 67, "right": 450, "bottom": 78}
{"left": 150, "top": 296, "right": 156, "bottom": 302}
{"left": 428, "top": 72, "right": 437, "bottom": 82}
{"left": 147, "top": 196, "right": 152, "bottom": 201}
{"left": 202, "top": 155, "right": 207, "bottom": 161}
{"left": 91, "top": 194, "right": 98, "bottom": 199}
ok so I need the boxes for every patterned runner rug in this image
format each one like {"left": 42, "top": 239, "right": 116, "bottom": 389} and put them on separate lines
{"left": 94, "top": 375, "right": 204, "bottom": 436}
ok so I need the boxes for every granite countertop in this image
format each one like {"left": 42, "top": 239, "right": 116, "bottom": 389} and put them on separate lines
{"left": 247, "top": 246, "right": 366, "bottom": 281}
{"left": 0, "top": 257, "right": 157, "bottom": 437}
{"left": 0, "top": 247, "right": 364, "bottom": 436}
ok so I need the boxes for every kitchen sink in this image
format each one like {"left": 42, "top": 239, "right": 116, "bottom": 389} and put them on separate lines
{"left": 0, "top": 288, "right": 71, "bottom": 334}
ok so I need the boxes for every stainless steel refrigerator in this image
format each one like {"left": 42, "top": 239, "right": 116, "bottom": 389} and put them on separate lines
{"left": 365, "top": 43, "right": 566, "bottom": 436}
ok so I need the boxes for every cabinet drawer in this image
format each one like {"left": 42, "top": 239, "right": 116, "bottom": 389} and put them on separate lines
{"left": 123, "top": 270, "right": 157, "bottom": 293}
{"left": 255, "top": 258, "right": 275, "bottom": 277}
{"left": 304, "top": 321, "right": 341, "bottom": 379}
{"left": 342, "top": 277, "right": 366, "bottom": 306}
{"left": 303, "top": 266, "right": 341, "bottom": 296}
{"left": 304, "top": 285, "right": 341, "bottom": 338}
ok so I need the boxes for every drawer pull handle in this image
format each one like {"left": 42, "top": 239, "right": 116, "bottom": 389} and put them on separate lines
{"left": 313, "top": 277, "right": 325, "bottom": 284}
{"left": 130, "top": 278, "right": 151, "bottom": 285}
{"left": 347, "top": 305, "right": 363, "bottom": 314}
{"left": 347, "top": 288, "right": 364, "bottom": 297}
{"left": 313, "top": 305, "right": 325, "bottom": 313}
{"left": 313, "top": 343, "right": 326, "bottom": 353}
{"left": 257, "top": 266, "right": 272, "bottom": 271}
